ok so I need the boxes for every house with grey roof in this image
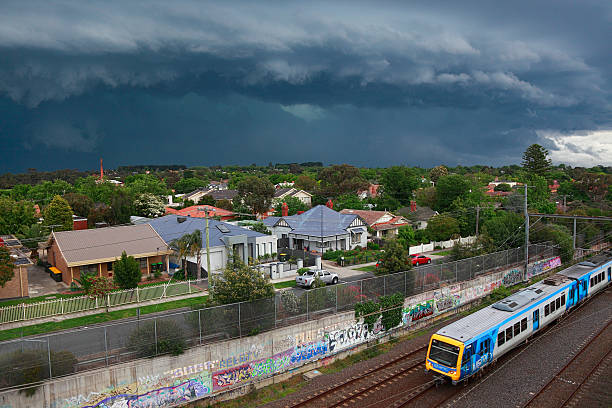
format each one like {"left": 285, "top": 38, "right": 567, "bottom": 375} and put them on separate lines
{"left": 273, "top": 187, "right": 312, "bottom": 207}
{"left": 263, "top": 205, "right": 367, "bottom": 253}
{"left": 147, "top": 214, "right": 277, "bottom": 275}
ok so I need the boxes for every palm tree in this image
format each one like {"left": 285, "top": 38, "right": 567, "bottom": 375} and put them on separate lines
{"left": 188, "top": 230, "right": 203, "bottom": 280}
{"left": 171, "top": 235, "right": 191, "bottom": 279}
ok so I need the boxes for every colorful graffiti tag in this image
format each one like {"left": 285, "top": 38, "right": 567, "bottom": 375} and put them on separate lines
{"left": 433, "top": 285, "right": 461, "bottom": 313}
{"left": 527, "top": 256, "right": 561, "bottom": 279}
{"left": 402, "top": 300, "right": 434, "bottom": 325}
{"left": 502, "top": 269, "right": 523, "bottom": 286}
{"left": 82, "top": 373, "right": 212, "bottom": 408}
{"left": 212, "top": 349, "right": 293, "bottom": 391}
{"left": 291, "top": 340, "right": 328, "bottom": 364}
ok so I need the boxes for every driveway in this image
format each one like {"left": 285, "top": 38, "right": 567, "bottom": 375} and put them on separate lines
{"left": 27, "top": 265, "right": 68, "bottom": 297}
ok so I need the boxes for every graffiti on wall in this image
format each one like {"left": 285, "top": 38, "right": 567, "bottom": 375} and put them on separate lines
{"left": 502, "top": 269, "right": 523, "bottom": 286}
{"left": 433, "top": 285, "right": 461, "bottom": 313}
{"left": 291, "top": 340, "right": 328, "bottom": 364}
{"left": 402, "top": 300, "right": 434, "bottom": 325}
{"left": 212, "top": 348, "right": 294, "bottom": 390}
{"left": 326, "top": 322, "right": 372, "bottom": 352}
{"left": 81, "top": 373, "right": 212, "bottom": 408}
{"left": 527, "top": 256, "right": 561, "bottom": 279}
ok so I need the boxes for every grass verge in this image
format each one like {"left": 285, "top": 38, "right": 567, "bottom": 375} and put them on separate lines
{"left": 273, "top": 281, "right": 296, "bottom": 289}
{"left": 355, "top": 265, "right": 376, "bottom": 272}
{"left": 0, "top": 295, "right": 208, "bottom": 341}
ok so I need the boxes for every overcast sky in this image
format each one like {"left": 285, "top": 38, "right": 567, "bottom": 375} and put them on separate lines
{"left": 1, "top": 0, "right": 611, "bottom": 172}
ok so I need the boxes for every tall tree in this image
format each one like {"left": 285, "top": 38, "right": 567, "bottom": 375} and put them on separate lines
{"left": 113, "top": 251, "right": 142, "bottom": 289}
{"left": 333, "top": 194, "right": 365, "bottom": 211}
{"left": 0, "top": 197, "right": 37, "bottom": 235}
{"left": 110, "top": 189, "right": 134, "bottom": 224}
{"left": 173, "top": 177, "right": 207, "bottom": 194}
{"left": 435, "top": 174, "right": 473, "bottom": 211}
{"left": 43, "top": 195, "right": 73, "bottom": 231}
{"left": 0, "top": 246, "right": 15, "bottom": 288}
{"left": 236, "top": 176, "right": 275, "bottom": 215}
{"left": 425, "top": 214, "right": 460, "bottom": 241}
{"left": 381, "top": 166, "right": 419, "bottom": 205}
{"left": 133, "top": 193, "right": 166, "bottom": 218}
{"left": 295, "top": 174, "right": 317, "bottom": 191}
{"left": 318, "top": 164, "right": 368, "bottom": 197}
{"left": 210, "top": 257, "right": 274, "bottom": 304}
{"left": 273, "top": 196, "right": 308, "bottom": 216}
{"left": 522, "top": 144, "right": 552, "bottom": 176}
{"left": 186, "top": 230, "right": 203, "bottom": 280}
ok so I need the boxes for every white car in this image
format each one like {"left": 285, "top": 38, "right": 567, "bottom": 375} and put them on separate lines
{"left": 296, "top": 269, "right": 339, "bottom": 288}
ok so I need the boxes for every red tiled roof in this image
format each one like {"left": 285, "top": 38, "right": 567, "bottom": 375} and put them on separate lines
{"left": 165, "top": 205, "right": 235, "bottom": 220}
{"left": 339, "top": 209, "right": 388, "bottom": 226}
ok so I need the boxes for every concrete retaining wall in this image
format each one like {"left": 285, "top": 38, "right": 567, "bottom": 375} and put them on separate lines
{"left": 0, "top": 257, "right": 559, "bottom": 408}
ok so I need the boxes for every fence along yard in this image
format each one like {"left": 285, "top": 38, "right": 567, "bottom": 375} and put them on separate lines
{"left": 0, "top": 279, "right": 205, "bottom": 324}
{"left": 0, "top": 244, "right": 558, "bottom": 392}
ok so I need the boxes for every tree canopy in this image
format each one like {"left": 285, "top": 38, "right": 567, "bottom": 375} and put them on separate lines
{"left": 425, "top": 214, "right": 460, "bottom": 241}
{"left": 236, "top": 176, "right": 275, "bottom": 215}
{"left": 0, "top": 197, "right": 37, "bottom": 235}
{"left": 0, "top": 246, "right": 15, "bottom": 288}
{"left": 318, "top": 164, "right": 368, "bottom": 197}
{"left": 43, "top": 195, "right": 73, "bottom": 231}
{"left": 381, "top": 166, "right": 419, "bottom": 206}
{"left": 273, "top": 195, "right": 308, "bottom": 216}
{"left": 210, "top": 257, "right": 274, "bottom": 304}
{"left": 375, "top": 239, "right": 410, "bottom": 275}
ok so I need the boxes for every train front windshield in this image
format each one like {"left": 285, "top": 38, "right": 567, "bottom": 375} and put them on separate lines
{"left": 429, "top": 339, "right": 460, "bottom": 367}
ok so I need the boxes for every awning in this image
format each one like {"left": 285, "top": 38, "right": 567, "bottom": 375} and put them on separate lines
{"left": 351, "top": 227, "right": 366, "bottom": 233}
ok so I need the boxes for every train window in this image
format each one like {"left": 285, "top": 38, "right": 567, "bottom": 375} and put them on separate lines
{"left": 545, "top": 304, "right": 550, "bottom": 316}
{"left": 521, "top": 318, "right": 527, "bottom": 331}
{"left": 590, "top": 277, "right": 594, "bottom": 286}
{"left": 514, "top": 322, "right": 520, "bottom": 336}
{"left": 506, "top": 327, "right": 513, "bottom": 340}
{"left": 556, "top": 298, "right": 560, "bottom": 309}
{"left": 429, "top": 339, "right": 460, "bottom": 368}
{"left": 497, "top": 331, "right": 505, "bottom": 346}
{"left": 561, "top": 294, "right": 565, "bottom": 306}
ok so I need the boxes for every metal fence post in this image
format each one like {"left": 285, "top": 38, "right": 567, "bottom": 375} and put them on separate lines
{"left": 154, "top": 319, "right": 158, "bottom": 355}
{"left": 136, "top": 286, "right": 139, "bottom": 303}
{"left": 198, "top": 309, "right": 202, "bottom": 345}
{"left": 238, "top": 303, "right": 242, "bottom": 338}
{"left": 188, "top": 280, "right": 191, "bottom": 294}
{"left": 274, "top": 296, "right": 277, "bottom": 328}
{"left": 404, "top": 271, "right": 407, "bottom": 296}
{"left": 383, "top": 275, "right": 386, "bottom": 296}
{"left": 47, "top": 337, "right": 52, "bottom": 379}
{"left": 104, "top": 327, "right": 109, "bottom": 366}
{"left": 61, "top": 298, "right": 64, "bottom": 316}
{"left": 335, "top": 285, "right": 338, "bottom": 313}
{"left": 306, "top": 291, "right": 309, "bottom": 321}
{"left": 455, "top": 262, "right": 458, "bottom": 283}
{"left": 22, "top": 303, "right": 26, "bottom": 321}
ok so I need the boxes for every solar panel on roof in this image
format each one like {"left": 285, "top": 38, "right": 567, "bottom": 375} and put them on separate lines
{"left": 216, "top": 225, "right": 230, "bottom": 233}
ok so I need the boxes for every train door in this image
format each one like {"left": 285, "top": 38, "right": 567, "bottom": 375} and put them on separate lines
{"left": 461, "top": 344, "right": 473, "bottom": 378}
{"left": 578, "top": 278, "right": 588, "bottom": 301}
{"left": 533, "top": 309, "right": 539, "bottom": 331}
{"left": 608, "top": 267, "right": 611, "bottom": 283}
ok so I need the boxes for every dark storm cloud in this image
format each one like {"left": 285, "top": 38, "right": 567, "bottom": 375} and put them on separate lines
{"left": 0, "top": 0, "right": 611, "bottom": 171}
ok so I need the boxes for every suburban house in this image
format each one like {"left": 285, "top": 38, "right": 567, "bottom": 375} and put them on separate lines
{"left": 357, "top": 184, "right": 381, "bottom": 200}
{"left": 488, "top": 177, "right": 520, "bottom": 188}
{"left": 207, "top": 180, "right": 229, "bottom": 190}
{"left": 147, "top": 214, "right": 277, "bottom": 275}
{"left": 0, "top": 235, "right": 32, "bottom": 300}
{"left": 263, "top": 205, "right": 368, "bottom": 252}
{"left": 273, "top": 187, "right": 312, "bottom": 207}
{"left": 183, "top": 188, "right": 239, "bottom": 204}
{"left": 165, "top": 205, "right": 236, "bottom": 221}
{"left": 399, "top": 202, "right": 439, "bottom": 230}
{"left": 339, "top": 209, "right": 409, "bottom": 238}
{"left": 44, "top": 224, "right": 172, "bottom": 285}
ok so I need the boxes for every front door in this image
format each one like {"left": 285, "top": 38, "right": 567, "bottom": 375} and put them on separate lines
{"left": 533, "top": 309, "right": 539, "bottom": 331}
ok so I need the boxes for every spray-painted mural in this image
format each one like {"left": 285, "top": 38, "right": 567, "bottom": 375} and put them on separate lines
{"left": 502, "top": 269, "right": 523, "bottom": 286}
{"left": 402, "top": 300, "right": 434, "bottom": 324}
{"left": 527, "top": 256, "right": 561, "bottom": 279}
{"left": 433, "top": 285, "right": 461, "bottom": 313}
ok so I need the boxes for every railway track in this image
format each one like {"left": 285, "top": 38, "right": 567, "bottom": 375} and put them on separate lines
{"left": 287, "top": 344, "right": 428, "bottom": 408}
{"left": 521, "top": 318, "right": 612, "bottom": 408}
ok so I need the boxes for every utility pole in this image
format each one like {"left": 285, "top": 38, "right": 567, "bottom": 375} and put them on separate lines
{"left": 573, "top": 217, "right": 576, "bottom": 250}
{"left": 475, "top": 206, "right": 480, "bottom": 236}
{"left": 524, "top": 184, "right": 529, "bottom": 280}
{"left": 206, "top": 211, "right": 212, "bottom": 299}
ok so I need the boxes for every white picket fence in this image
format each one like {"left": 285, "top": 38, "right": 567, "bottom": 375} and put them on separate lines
{"left": 408, "top": 235, "right": 477, "bottom": 255}
{"left": 0, "top": 279, "right": 207, "bottom": 325}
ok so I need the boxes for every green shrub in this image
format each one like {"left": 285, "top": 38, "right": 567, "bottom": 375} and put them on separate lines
{"left": 128, "top": 320, "right": 186, "bottom": 357}
{"left": 297, "top": 267, "right": 310, "bottom": 276}
{"left": 367, "top": 242, "right": 380, "bottom": 250}
{"left": 379, "top": 293, "right": 404, "bottom": 331}
{"left": 354, "top": 300, "right": 381, "bottom": 331}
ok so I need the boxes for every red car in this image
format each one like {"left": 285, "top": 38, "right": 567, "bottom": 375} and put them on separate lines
{"left": 410, "top": 254, "right": 432, "bottom": 266}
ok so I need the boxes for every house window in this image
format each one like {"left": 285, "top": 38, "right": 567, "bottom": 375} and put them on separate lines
{"left": 139, "top": 258, "right": 147, "bottom": 269}
{"left": 107, "top": 262, "right": 113, "bottom": 271}
{"left": 80, "top": 264, "right": 97, "bottom": 277}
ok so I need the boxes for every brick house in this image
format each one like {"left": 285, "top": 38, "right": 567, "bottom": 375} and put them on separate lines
{"left": 45, "top": 224, "right": 172, "bottom": 285}
{"left": 0, "top": 235, "right": 32, "bottom": 300}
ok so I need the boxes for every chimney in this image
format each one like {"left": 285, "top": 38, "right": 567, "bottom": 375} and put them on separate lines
{"left": 410, "top": 200, "right": 417, "bottom": 212}
{"left": 281, "top": 202, "right": 289, "bottom": 217}
{"left": 326, "top": 199, "right": 333, "bottom": 209}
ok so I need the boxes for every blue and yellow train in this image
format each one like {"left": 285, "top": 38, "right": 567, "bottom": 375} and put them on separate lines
{"left": 425, "top": 253, "right": 612, "bottom": 384}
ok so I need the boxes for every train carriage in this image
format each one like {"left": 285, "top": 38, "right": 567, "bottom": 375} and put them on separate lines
{"left": 425, "top": 253, "right": 612, "bottom": 384}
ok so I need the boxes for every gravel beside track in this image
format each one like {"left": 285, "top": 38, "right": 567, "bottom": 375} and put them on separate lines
{"left": 443, "top": 287, "right": 612, "bottom": 408}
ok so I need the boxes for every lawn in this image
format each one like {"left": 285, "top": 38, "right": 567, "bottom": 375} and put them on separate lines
{"left": 0, "top": 294, "right": 208, "bottom": 341}
{"left": 433, "top": 250, "right": 453, "bottom": 256}
{"left": 273, "top": 281, "right": 296, "bottom": 289}
{"left": 355, "top": 265, "right": 376, "bottom": 272}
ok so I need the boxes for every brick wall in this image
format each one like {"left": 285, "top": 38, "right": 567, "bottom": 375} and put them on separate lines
{"left": 0, "top": 266, "right": 29, "bottom": 299}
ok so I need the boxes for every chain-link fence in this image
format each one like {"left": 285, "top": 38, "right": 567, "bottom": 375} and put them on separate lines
{"left": 0, "top": 244, "right": 557, "bottom": 392}
{"left": 0, "top": 279, "right": 208, "bottom": 325}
